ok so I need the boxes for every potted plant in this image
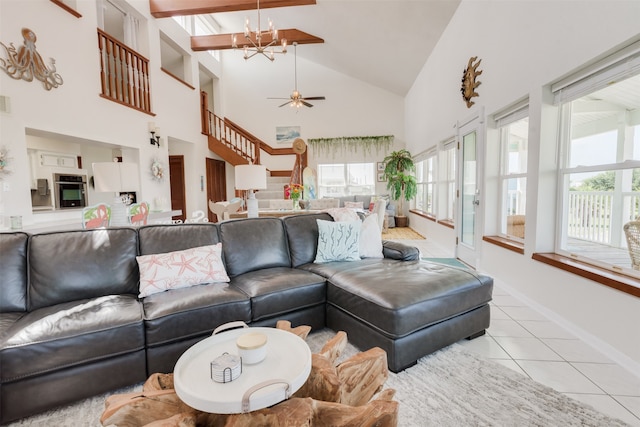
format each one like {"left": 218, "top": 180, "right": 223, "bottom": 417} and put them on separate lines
{"left": 382, "top": 149, "right": 417, "bottom": 227}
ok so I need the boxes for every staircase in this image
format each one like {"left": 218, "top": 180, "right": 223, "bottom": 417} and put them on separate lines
{"left": 200, "top": 94, "right": 306, "bottom": 178}
{"left": 255, "top": 176, "right": 289, "bottom": 206}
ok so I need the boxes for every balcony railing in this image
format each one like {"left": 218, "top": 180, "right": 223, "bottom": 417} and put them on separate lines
{"left": 568, "top": 191, "right": 640, "bottom": 247}
{"left": 97, "top": 29, "right": 151, "bottom": 114}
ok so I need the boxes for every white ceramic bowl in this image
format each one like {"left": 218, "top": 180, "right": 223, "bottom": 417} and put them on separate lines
{"left": 236, "top": 332, "right": 268, "bottom": 364}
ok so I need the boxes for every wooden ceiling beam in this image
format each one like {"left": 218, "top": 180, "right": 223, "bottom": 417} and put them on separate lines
{"left": 191, "top": 29, "right": 323, "bottom": 51}
{"left": 150, "top": 0, "right": 316, "bottom": 18}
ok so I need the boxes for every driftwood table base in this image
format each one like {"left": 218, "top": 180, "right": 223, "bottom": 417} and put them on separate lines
{"left": 100, "top": 321, "right": 397, "bottom": 426}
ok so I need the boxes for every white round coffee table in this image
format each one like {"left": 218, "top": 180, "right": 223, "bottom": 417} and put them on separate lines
{"left": 174, "top": 326, "right": 312, "bottom": 414}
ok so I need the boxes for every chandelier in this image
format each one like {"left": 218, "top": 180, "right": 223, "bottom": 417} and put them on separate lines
{"left": 231, "top": 0, "right": 288, "bottom": 61}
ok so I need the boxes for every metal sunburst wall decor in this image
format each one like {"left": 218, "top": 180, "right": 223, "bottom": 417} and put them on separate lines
{"left": 461, "top": 56, "right": 482, "bottom": 108}
{"left": 0, "top": 28, "right": 63, "bottom": 90}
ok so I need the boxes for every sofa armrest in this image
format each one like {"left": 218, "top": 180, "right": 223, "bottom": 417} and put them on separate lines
{"left": 382, "top": 240, "right": 419, "bottom": 261}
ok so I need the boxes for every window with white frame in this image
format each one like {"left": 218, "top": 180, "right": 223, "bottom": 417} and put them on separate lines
{"left": 553, "top": 41, "right": 640, "bottom": 277}
{"left": 438, "top": 139, "right": 457, "bottom": 222}
{"left": 494, "top": 100, "right": 529, "bottom": 240}
{"left": 414, "top": 151, "right": 436, "bottom": 216}
{"left": 317, "top": 163, "right": 375, "bottom": 198}
{"left": 173, "top": 15, "right": 220, "bottom": 60}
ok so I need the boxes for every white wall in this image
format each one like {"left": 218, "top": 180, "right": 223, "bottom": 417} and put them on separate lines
{"left": 0, "top": 0, "right": 408, "bottom": 226}
{"left": 405, "top": 0, "right": 640, "bottom": 372}
{"left": 220, "top": 48, "right": 406, "bottom": 182}
{"left": 0, "top": 0, "right": 225, "bottom": 224}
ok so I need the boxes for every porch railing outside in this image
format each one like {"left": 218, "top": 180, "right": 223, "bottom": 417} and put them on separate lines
{"left": 97, "top": 29, "right": 151, "bottom": 114}
{"left": 568, "top": 191, "right": 640, "bottom": 246}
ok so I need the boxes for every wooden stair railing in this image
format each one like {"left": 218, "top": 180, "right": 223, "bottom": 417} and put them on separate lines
{"left": 203, "top": 115, "right": 306, "bottom": 173}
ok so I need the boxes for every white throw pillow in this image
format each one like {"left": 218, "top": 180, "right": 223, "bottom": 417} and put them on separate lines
{"left": 137, "top": 243, "right": 230, "bottom": 298}
{"left": 314, "top": 219, "right": 361, "bottom": 263}
{"left": 359, "top": 214, "right": 383, "bottom": 258}
{"left": 325, "top": 207, "right": 360, "bottom": 222}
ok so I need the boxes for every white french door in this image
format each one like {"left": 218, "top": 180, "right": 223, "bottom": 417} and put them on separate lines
{"left": 456, "top": 112, "right": 485, "bottom": 268}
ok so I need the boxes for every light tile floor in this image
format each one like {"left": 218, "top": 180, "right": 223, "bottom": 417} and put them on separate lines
{"left": 397, "top": 237, "right": 640, "bottom": 426}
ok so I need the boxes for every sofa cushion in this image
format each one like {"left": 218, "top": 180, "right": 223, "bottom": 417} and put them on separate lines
{"left": 142, "top": 283, "right": 250, "bottom": 346}
{"left": 0, "top": 295, "right": 143, "bottom": 382}
{"left": 344, "top": 201, "right": 363, "bottom": 209}
{"left": 230, "top": 267, "right": 326, "bottom": 322}
{"left": 326, "top": 259, "right": 493, "bottom": 338}
{"left": 309, "top": 198, "right": 340, "bottom": 210}
{"left": 283, "top": 213, "right": 333, "bottom": 267}
{"left": 315, "top": 219, "right": 361, "bottom": 263}
{"left": 137, "top": 243, "right": 230, "bottom": 298}
{"left": 300, "top": 258, "right": 383, "bottom": 279}
{"left": 219, "top": 218, "right": 291, "bottom": 277}
{"left": 28, "top": 229, "right": 139, "bottom": 311}
{"left": 138, "top": 223, "right": 220, "bottom": 255}
{"left": 0, "top": 232, "right": 28, "bottom": 312}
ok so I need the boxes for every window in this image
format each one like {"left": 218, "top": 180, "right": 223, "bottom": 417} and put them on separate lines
{"left": 553, "top": 42, "right": 640, "bottom": 277}
{"left": 494, "top": 100, "right": 529, "bottom": 240}
{"left": 438, "top": 139, "right": 456, "bottom": 222}
{"left": 173, "top": 15, "right": 220, "bottom": 60}
{"left": 317, "top": 163, "right": 375, "bottom": 198}
{"left": 415, "top": 151, "right": 436, "bottom": 216}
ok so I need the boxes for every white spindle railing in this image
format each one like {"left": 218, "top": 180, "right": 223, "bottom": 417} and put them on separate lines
{"left": 568, "top": 191, "right": 640, "bottom": 245}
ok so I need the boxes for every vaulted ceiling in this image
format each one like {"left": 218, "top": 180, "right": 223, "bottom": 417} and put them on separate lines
{"left": 150, "top": 0, "right": 462, "bottom": 96}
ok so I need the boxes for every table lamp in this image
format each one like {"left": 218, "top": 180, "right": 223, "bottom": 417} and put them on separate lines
{"left": 235, "top": 164, "right": 267, "bottom": 218}
{"left": 92, "top": 160, "right": 140, "bottom": 226}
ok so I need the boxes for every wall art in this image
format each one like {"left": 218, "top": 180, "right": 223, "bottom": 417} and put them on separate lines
{"left": 276, "top": 126, "right": 301, "bottom": 144}
{"left": 0, "top": 28, "right": 63, "bottom": 90}
{"left": 461, "top": 56, "right": 482, "bottom": 108}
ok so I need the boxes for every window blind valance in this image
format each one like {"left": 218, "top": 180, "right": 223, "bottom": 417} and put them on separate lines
{"left": 552, "top": 38, "right": 640, "bottom": 105}
{"left": 493, "top": 97, "right": 529, "bottom": 128}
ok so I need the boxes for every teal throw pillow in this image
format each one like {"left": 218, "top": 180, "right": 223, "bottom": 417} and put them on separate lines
{"left": 314, "top": 219, "right": 361, "bottom": 263}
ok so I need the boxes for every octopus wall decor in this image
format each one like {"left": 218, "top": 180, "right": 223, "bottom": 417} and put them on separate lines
{"left": 460, "top": 56, "right": 482, "bottom": 108}
{"left": 0, "top": 28, "right": 63, "bottom": 91}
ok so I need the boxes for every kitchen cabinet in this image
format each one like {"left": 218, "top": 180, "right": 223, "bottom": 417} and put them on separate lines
{"left": 40, "top": 153, "right": 77, "bottom": 168}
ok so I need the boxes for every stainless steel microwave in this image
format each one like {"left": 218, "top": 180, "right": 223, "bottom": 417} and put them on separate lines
{"left": 54, "top": 173, "right": 88, "bottom": 209}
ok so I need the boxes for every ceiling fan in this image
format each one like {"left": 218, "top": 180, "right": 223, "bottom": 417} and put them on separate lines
{"left": 268, "top": 42, "right": 325, "bottom": 108}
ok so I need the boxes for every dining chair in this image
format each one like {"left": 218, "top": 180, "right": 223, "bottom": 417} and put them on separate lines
{"left": 208, "top": 199, "right": 243, "bottom": 222}
{"left": 82, "top": 203, "right": 111, "bottom": 229}
{"left": 127, "top": 201, "right": 149, "bottom": 226}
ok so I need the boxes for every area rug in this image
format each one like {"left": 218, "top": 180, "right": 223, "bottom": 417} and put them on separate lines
{"left": 382, "top": 227, "right": 425, "bottom": 240}
{"left": 7, "top": 329, "right": 630, "bottom": 427}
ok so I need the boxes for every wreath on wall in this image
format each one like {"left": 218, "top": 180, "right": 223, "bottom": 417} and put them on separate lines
{"left": 151, "top": 159, "right": 164, "bottom": 182}
{"left": 0, "top": 146, "right": 11, "bottom": 178}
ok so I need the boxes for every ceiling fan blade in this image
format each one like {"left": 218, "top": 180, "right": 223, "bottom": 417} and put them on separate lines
{"left": 278, "top": 101, "right": 292, "bottom": 107}
{"left": 301, "top": 100, "right": 314, "bottom": 108}
{"left": 268, "top": 97, "right": 290, "bottom": 100}
{"left": 303, "top": 96, "right": 325, "bottom": 100}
